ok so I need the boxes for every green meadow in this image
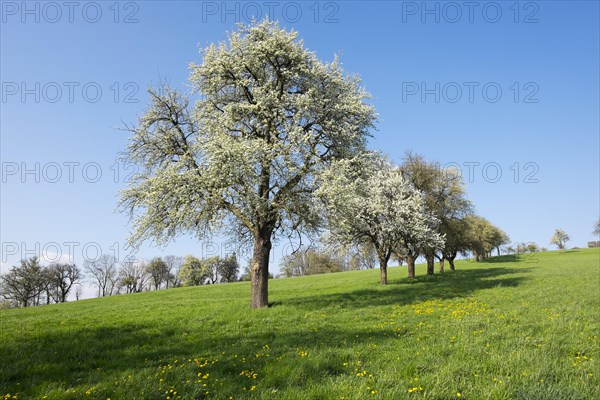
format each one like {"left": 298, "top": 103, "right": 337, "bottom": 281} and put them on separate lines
{"left": 1, "top": 249, "right": 598, "bottom": 400}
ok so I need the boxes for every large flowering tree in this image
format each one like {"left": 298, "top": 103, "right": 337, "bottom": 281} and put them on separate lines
{"left": 316, "top": 153, "right": 443, "bottom": 284}
{"left": 119, "top": 19, "right": 376, "bottom": 308}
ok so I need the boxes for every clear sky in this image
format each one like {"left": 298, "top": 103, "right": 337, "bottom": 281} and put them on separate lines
{"left": 1, "top": 1, "right": 599, "bottom": 283}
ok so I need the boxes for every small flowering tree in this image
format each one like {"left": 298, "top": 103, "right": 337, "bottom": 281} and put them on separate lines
{"left": 119, "top": 19, "right": 376, "bottom": 308}
{"left": 550, "top": 228, "right": 570, "bottom": 251}
{"left": 316, "top": 153, "right": 443, "bottom": 284}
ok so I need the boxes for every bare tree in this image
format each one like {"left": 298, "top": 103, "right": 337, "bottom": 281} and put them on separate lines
{"left": 39, "top": 266, "right": 54, "bottom": 305}
{"left": 163, "top": 255, "right": 182, "bottom": 288}
{"left": 74, "top": 284, "right": 83, "bottom": 301}
{"left": 203, "top": 257, "right": 222, "bottom": 285}
{"left": 119, "top": 260, "right": 150, "bottom": 293}
{"left": 47, "top": 263, "right": 81, "bottom": 302}
{"left": 352, "top": 243, "right": 378, "bottom": 270}
{"left": 280, "top": 247, "right": 344, "bottom": 277}
{"left": 280, "top": 249, "right": 309, "bottom": 277}
{"left": 84, "top": 254, "right": 119, "bottom": 297}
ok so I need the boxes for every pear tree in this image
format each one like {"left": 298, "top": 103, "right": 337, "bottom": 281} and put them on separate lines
{"left": 119, "top": 19, "right": 376, "bottom": 308}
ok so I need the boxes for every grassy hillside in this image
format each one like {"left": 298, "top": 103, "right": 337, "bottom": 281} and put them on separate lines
{"left": 1, "top": 249, "right": 598, "bottom": 399}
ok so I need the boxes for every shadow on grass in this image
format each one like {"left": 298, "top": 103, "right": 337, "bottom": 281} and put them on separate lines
{"left": 0, "top": 317, "right": 455, "bottom": 396}
{"left": 465, "top": 254, "right": 542, "bottom": 264}
{"left": 0, "top": 323, "right": 187, "bottom": 394}
{"left": 280, "top": 266, "right": 531, "bottom": 311}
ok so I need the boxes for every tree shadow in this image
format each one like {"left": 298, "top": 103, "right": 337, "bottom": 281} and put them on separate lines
{"left": 464, "top": 254, "right": 541, "bottom": 264}
{"left": 280, "top": 267, "right": 531, "bottom": 312}
{"left": 0, "top": 323, "right": 191, "bottom": 387}
{"left": 0, "top": 316, "right": 455, "bottom": 397}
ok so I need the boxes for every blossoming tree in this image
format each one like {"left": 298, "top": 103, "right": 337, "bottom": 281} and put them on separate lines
{"left": 119, "top": 19, "right": 376, "bottom": 308}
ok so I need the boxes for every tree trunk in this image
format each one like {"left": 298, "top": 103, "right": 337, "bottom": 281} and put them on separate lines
{"left": 425, "top": 253, "right": 435, "bottom": 276}
{"left": 378, "top": 255, "right": 388, "bottom": 285}
{"left": 449, "top": 257, "right": 456, "bottom": 271}
{"left": 407, "top": 255, "right": 417, "bottom": 279}
{"left": 379, "top": 264, "right": 388, "bottom": 285}
{"left": 250, "top": 235, "right": 272, "bottom": 308}
{"left": 439, "top": 258, "right": 445, "bottom": 273}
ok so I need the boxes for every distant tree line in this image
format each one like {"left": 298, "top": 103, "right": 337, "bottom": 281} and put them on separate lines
{"left": 177, "top": 254, "right": 239, "bottom": 286}
{"left": 506, "top": 243, "right": 547, "bottom": 254}
{"left": 0, "top": 257, "right": 80, "bottom": 308}
{"left": 0, "top": 253, "right": 240, "bottom": 308}
{"left": 278, "top": 247, "right": 348, "bottom": 278}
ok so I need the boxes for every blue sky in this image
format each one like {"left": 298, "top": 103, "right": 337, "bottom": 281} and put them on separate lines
{"left": 1, "top": 1, "right": 599, "bottom": 280}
